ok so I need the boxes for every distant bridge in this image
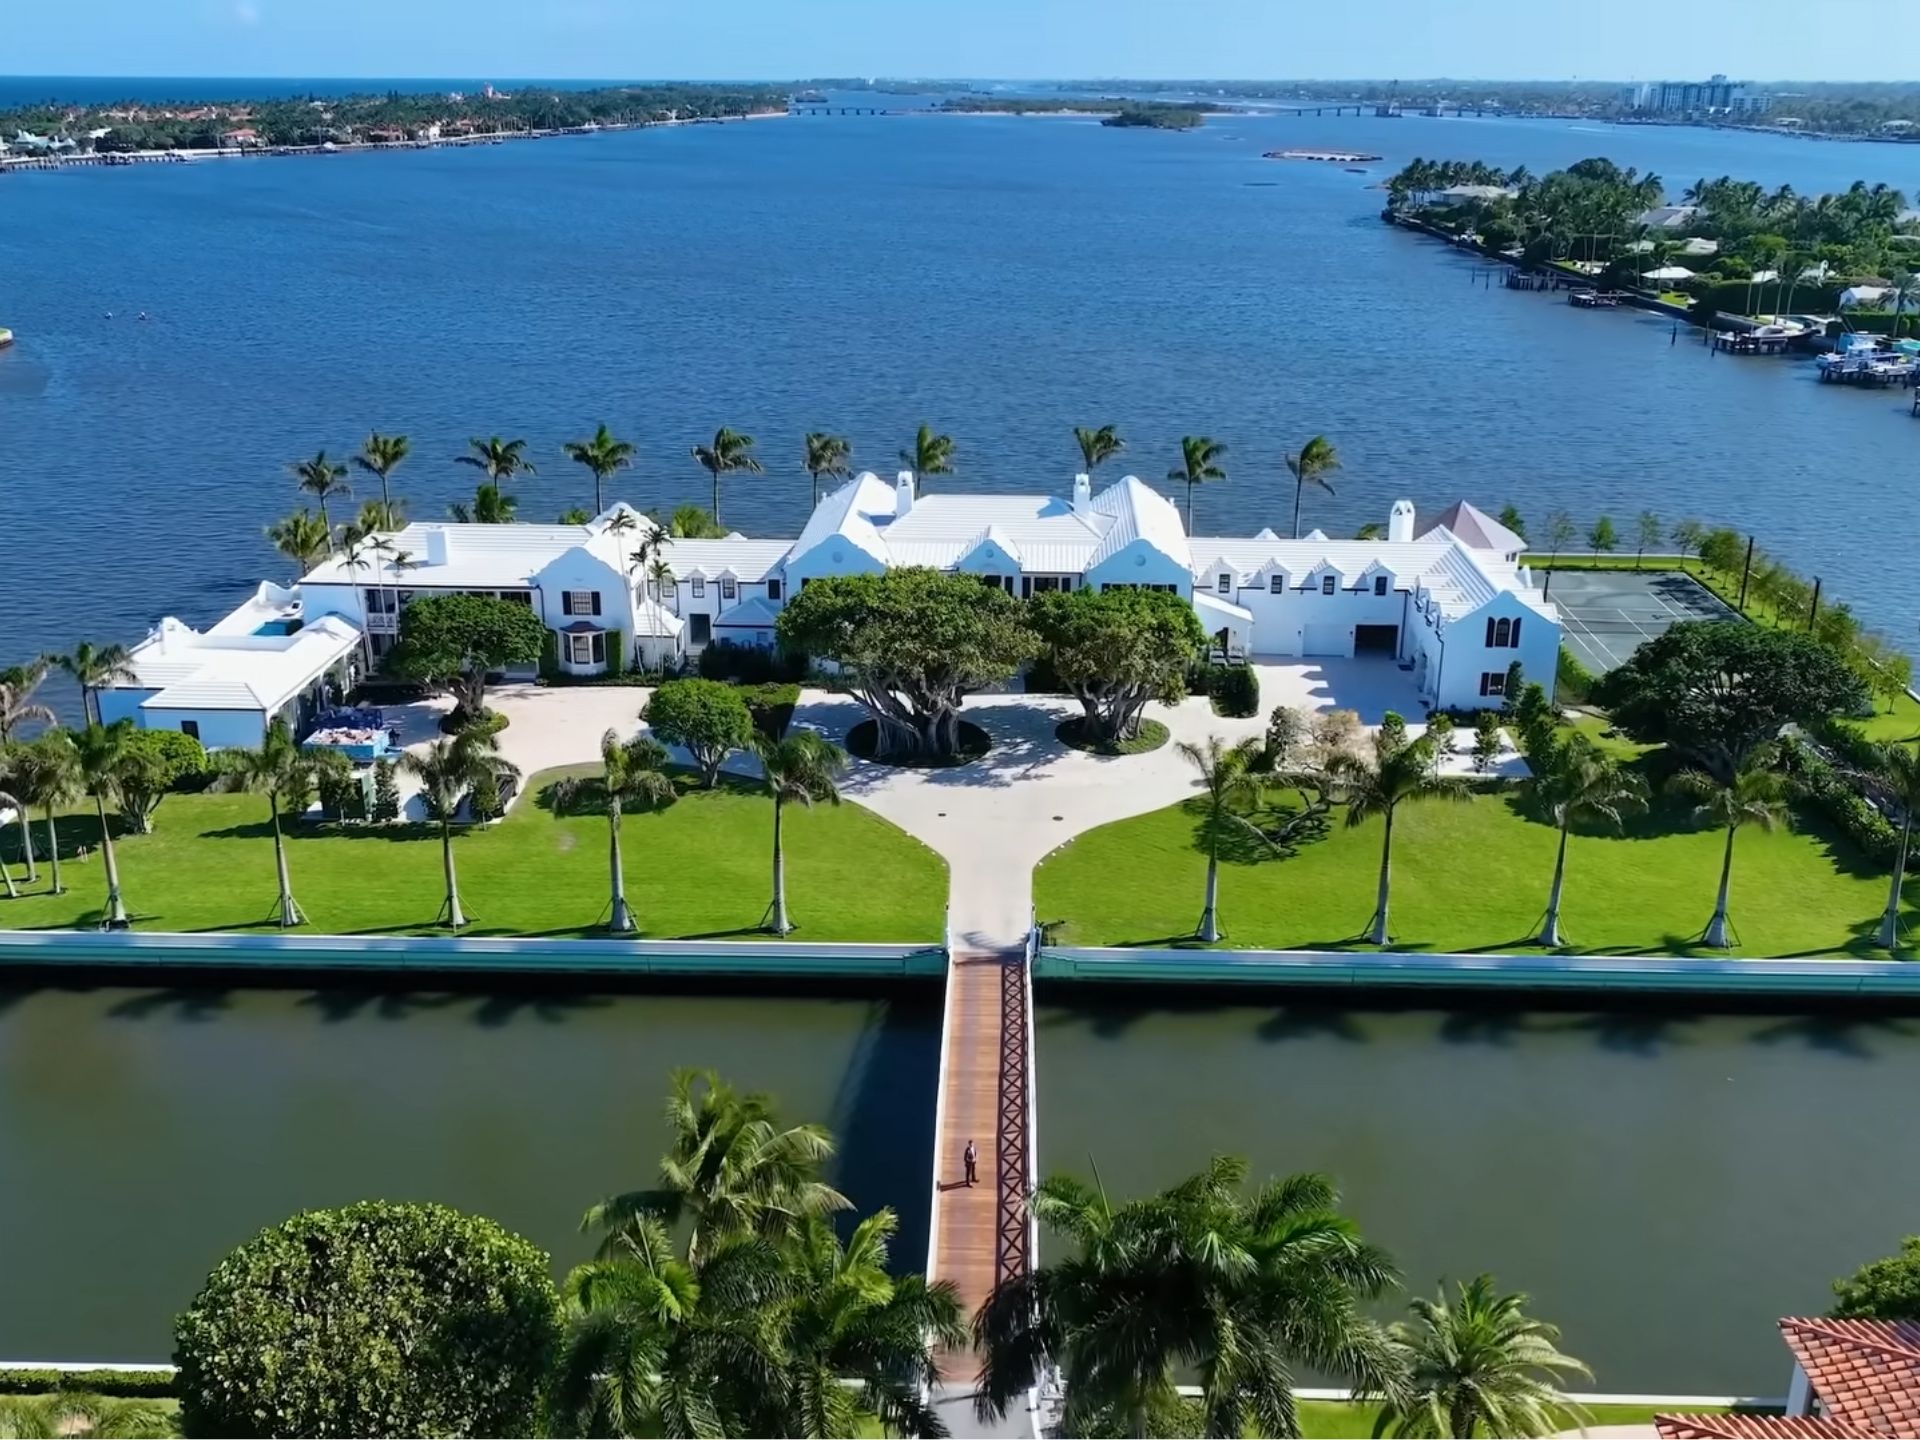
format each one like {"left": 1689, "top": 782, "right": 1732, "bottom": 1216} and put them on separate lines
{"left": 788, "top": 105, "right": 897, "bottom": 117}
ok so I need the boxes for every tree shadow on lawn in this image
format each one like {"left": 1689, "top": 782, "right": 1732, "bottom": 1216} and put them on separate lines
{"left": 1186, "top": 795, "right": 1335, "bottom": 868}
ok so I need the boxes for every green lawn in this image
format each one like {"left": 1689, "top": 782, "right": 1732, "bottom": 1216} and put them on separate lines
{"left": 1298, "top": 1399, "right": 1730, "bottom": 1437}
{"left": 0, "top": 768, "right": 946, "bottom": 942}
{"left": 1035, "top": 786, "right": 1909, "bottom": 958}
{"left": 1545, "top": 555, "right": 1920, "bottom": 745}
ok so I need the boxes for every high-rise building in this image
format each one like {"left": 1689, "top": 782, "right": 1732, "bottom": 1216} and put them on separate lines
{"left": 1625, "top": 74, "right": 1770, "bottom": 117}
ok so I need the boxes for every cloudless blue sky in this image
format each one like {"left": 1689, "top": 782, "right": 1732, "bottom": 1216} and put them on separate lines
{"left": 5, "top": 0, "right": 1914, "bottom": 83}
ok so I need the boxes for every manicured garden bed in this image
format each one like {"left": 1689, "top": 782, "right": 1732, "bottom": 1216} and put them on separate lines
{"left": 1034, "top": 786, "right": 1907, "bottom": 958}
{"left": 0, "top": 767, "right": 946, "bottom": 941}
{"left": 1055, "top": 716, "right": 1170, "bottom": 756}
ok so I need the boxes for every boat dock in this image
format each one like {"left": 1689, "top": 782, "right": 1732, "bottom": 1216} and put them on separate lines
{"left": 1712, "top": 330, "right": 1798, "bottom": 355}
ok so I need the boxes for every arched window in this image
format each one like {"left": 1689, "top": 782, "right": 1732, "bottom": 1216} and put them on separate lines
{"left": 1511, "top": 617, "right": 1523, "bottom": 647}
{"left": 1492, "top": 617, "right": 1513, "bottom": 647}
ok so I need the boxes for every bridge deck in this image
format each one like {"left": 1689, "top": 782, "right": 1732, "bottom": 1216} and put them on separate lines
{"left": 930, "top": 950, "right": 1032, "bottom": 1369}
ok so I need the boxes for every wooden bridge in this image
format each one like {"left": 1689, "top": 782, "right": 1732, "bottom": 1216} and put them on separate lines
{"left": 927, "top": 947, "right": 1035, "bottom": 1367}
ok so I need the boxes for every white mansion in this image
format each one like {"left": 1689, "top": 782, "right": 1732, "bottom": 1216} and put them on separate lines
{"left": 98, "top": 470, "right": 1560, "bottom": 745}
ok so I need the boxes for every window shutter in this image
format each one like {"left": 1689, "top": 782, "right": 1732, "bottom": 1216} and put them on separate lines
{"left": 1479, "top": 672, "right": 1491, "bottom": 696}
{"left": 1511, "top": 617, "right": 1523, "bottom": 647}
{"left": 591, "top": 592, "right": 602, "bottom": 616}
{"left": 562, "top": 592, "right": 575, "bottom": 616}
{"left": 1485, "top": 617, "right": 1496, "bottom": 646}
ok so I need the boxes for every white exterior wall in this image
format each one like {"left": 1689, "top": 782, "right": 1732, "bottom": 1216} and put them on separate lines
{"left": 534, "top": 549, "right": 635, "bottom": 638}
{"left": 781, "top": 538, "right": 886, "bottom": 592}
{"left": 1220, "top": 576, "right": 1410, "bottom": 659}
{"left": 1429, "top": 593, "right": 1559, "bottom": 713}
{"left": 97, "top": 688, "right": 158, "bottom": 727}
{"left": 299, "top": 582, "right": 367, "bottom": 628}
{"left": 669, "top": 577, "right": 785, "bottom": 649}
{"left": 1085, "top": 539, "right": 1193, "bottom": 594}
{"left": 139, "top": 707, "right": 269, "bottom": 750}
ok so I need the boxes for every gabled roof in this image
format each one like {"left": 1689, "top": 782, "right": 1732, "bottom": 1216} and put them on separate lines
{"left": 1658, "top": 1317, "right": 1920, "bottom": 1440}
{"left": 1422, "top": 501, "right": 1527, "bottom": 555}
{"left": 713, "top": 596, "right": 782, "bottom": 630}
{"left": 1189, "top": 533, "right": 1557, "bottom": 624}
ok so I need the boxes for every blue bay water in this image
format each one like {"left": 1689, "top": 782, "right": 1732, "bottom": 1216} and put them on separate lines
{"left": 3, "top": 104, "right": 1919, "bottom": 678}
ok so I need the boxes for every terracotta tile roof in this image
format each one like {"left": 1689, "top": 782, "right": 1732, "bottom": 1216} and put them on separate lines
{"left": 1780, "top": 1315, "right": 1920, "bottom": 1435}
{"left": 1655, "top": 1417, "right": 1868, "bottom": 1439}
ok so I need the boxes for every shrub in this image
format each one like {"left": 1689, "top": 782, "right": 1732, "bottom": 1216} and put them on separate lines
{"left": 1555, "top": 644, "right": 1594, "bottom": 705}
{"left": 1472, "top": 712, "right": 1503, "bottom": 773}
{"left": 539, "top": 629, "right": 560, "bottom": 680}
{"left": 605, "top": 627, "right": 626, "bottom": 676}
{"left": 1207, "top": 664, "right": 1259, "bottom": 718}
{"left": 1832, "top": 1236, "right": 1920, "bottom": 1321}
{"left": 0, "top": 1369, "right": 177, "bottom": 1399}
{"left": 173, "top": 1201, "right": 559, "bottom": 1440}
{"left": 371, "top": 760, "right": 400, "bottom": 822}
{"left": 697, "top": 638, "right": 805, "bottom": 684}
{"left": 738, "top": 681, "right": 800, "bottom": 740}
{"left": 1784, "top": 740, "right": 1900, "bottom": 867}
{"left": 118, "top": 728, "right": 213, "bottom": 833}
{"left": 1378, "top": 710, "right": 1409, "bottom": 754}
{"left": 439, "top": 707, "right": 508, "bottom": 738}
{"left": 1259, "top": 704, "right": 1306, "bottom": 772}
{"left": 316, "top": 768, "right": 368, "bottom": 823}
{"left": 1425, "top": 710, "right": 1455, "bottom": 759}
{"left": 645, "top": 677, "right": 754, "bottom": 785}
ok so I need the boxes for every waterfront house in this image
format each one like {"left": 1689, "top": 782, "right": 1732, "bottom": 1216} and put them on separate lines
{"left": 96, "top": 591, "right": 363, "bottom": 749}
{"left": 1657, "top": 1316, "right": 1920, "bottom": 1437}
{"left": 110, "top": 474, "right": 1560, "bottom": 734}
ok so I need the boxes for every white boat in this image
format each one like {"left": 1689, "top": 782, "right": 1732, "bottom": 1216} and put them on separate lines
{"left": 0, "top": 327, "right": 13, "bottom": 349}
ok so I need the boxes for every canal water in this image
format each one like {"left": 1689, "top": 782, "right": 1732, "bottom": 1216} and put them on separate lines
{"left": 5, "top": 106, "right": 1920, "bottom": 697}
{"left": 1037, "top": 989, "right": 1920, "bottom": 1396}
{"left": 0, "top": 979, "right": 940, "bottom": 1361}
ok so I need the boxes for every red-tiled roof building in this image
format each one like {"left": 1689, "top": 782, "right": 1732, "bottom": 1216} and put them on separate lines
{"left": 1658, "top": 1318, "right": 1920, "bottom": 1439}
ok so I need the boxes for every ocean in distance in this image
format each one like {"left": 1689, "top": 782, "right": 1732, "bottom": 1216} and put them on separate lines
{"left": 3, "top": 94, "right": 1919, "bottom": 686}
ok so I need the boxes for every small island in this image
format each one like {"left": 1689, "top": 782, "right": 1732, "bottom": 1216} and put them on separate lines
{"left": 936, "top": 96, "right": 1217, "bottom": 129}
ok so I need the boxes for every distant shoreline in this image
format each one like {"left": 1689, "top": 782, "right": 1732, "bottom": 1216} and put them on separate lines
{"left": 0, "top": 108, "right": 789, "bottom": 175}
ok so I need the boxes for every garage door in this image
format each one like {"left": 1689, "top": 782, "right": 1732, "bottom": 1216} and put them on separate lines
{"left": 1302, "top": 623, "right": 1349, "bottom": 657}
{"left": 1355, "top": 623, "right": 1400, "bottom": 655}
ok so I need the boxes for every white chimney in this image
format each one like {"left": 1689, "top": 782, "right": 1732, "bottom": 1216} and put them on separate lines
{"left": 1072, "top": 472, "right": 1092, "bottom": 514}
{"left": 422, "top": 526, "right": 450, "bottom": 566}
{"left": 895, "top": 469, "right": 916, "bottom": 518}
{"left": 1387, "top": 499, "right": 1416, "bottom": 544}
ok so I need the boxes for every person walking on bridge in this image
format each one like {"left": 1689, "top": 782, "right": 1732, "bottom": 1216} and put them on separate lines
{"left": 964, "top": 1138, "right": 978, "bottom": 1187}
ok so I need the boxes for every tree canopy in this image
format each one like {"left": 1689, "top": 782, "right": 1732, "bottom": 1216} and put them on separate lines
{"left": 1033, "top": 588, "right": 1204, "bottom": 745}
{"left": 389, "top": 593, "right": 549, "bottom": 717}
{"left": 644, "top": 678, "right": 754, "bottom": 787}
{"left": 1832, "top": 1236, "right": 1920, "bottom": 1321}
{"left": 1593, "top": 621, "right": 1870, "bottom": 780}
{"left": 776, "top": 568, "right": 1034, "bottom": 760}
{"left": 173, "top": 1201, "right": 558, "bottom": 1439}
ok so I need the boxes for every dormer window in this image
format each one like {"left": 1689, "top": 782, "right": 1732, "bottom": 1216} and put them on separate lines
{"left": 1321, "top": 574, "right": 1336, "bottom": 595}
{"left": 1216, "top": 572, "right": 1232, "bottom": 594}
{"left": 691, "top": 577, "right": 706, "bottom": 599}
{"left": 721, "top": 577, "right": 737, "bottom": 601}
{"left": 1269, "top": 573, "right": 1284, "bottom": 593}
{"left": 1373, "top": 575, "right": 1388, "bottom": 596}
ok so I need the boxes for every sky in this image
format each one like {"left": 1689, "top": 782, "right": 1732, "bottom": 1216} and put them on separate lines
{"left": 4, "top": 0, "right": 1916, "bottom": 84}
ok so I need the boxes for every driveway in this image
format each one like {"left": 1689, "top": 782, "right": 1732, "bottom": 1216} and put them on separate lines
{"left": 1251, "top": 655, "right": 1426, "bottom": 723}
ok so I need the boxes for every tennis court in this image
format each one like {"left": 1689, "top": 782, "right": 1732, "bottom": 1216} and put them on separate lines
{"left": 1542, "top": 567, "right": 1738, "bottom": 673}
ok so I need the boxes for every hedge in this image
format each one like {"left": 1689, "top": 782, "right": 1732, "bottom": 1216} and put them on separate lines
{"left": 1556, "top": 644, "right": 1595, "bottom": 705}
{"left": 1205, "top": 663, "right": 1260, "bottom": 718}
{"left": 605, "top": 627, "right": 626, "bottom": 676}
{"left": 1786, "top": 741, "right": 1900, "bottom": 868}
{"left": 697, "top": 639, "right": 806, "bottom": 684}
{"left": 0, "top": 1369, "right": 178, "bottom": 1398}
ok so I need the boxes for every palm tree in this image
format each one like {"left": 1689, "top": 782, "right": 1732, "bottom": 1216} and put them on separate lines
{"left": 289, "top": 450, "right": 350, "bottom": 535}
{"left": 974, "top": 1155, "right": 1405, "bottom": 1438}
{"left": 350, "top": 431, "right": 410, "bottom": 516}
{"left": 563, "top": 423, "right": 636, "bottom": 515}
{"left": 898, "top": 423, "right": 954, "bottom": 493}
{"left": 215, "top": 719, "right": 350, "bottom": 927}
{"left": 0, "top": 661, "right": 55, "bottom": 883}
{"left": 55, "top": 642, "right": 137, "bottom": 726}
{"left": 453, "top": 435, "right": 536, "bottom": 524}
{"left": 354, "top": 496, "right": 407, "bottom": 531}
{"left": 797, "top": 432, "right": 849, "bottom": 513}
{"left": 448, "top": 482, "right": 517, "bottom": 524}
{"left": 72, "top": 719, "right": 138, "bottom": 927}
{"left": 550, "top": 731, "right": 676, "bottom": 934}
{"left": 1073, "top": 424, "right": 1125, "bottom": 477}
{"left": 691, "top": 427, "right": 761, "bottom": 527}
{"left": 1167, "top": 435, "right": 1227, "bottom": 531}
{"left": 582, "top": 1067, "right": 851, "bottom": 1267}
{"left": 399, "top": 732, "right": 520, "bottom": 929}
{"left": 1865, "top": 741, "right": 1920, "bottom": 952}
{"left": 751, "top": 729, "right": 845, "bottom": 936}
{"left": 1375, "top": 1275, "right": 1591, "bottom": 1439}
{"left": 0, "top": 779, "right": 21, "bottom": 898}
{"left": 1177, "top": 735, "right": 1266, "bottom": 942}
{"left": 264, "top": 510, "right": 332, "bottom": 576}
{"left": 1335, "top": 731, "right": 1470, "bottom": 945}
{"left": 1668, "top": 762, "right": 1788, "bottom": 949}
{"left": 1528, "top": 738, "right": 1648, "bottom": 947}
{"left": 668, "top": 503, "right": 726, "bottom": 539}
{"left": 647, "top": 556, "right": 676, "bottom": 606}
{"left": 1285, "top": 434, "right": 1342, "bottom": 540}
{"left": 12, "top": 729, "right": 79, "bottom": 895}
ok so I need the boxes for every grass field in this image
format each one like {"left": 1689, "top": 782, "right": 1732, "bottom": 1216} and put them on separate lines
{"left": 1297, "top": 1398, "right": 1732, "bottom": 1437}
{"left": 1545, "top": 554, "right": 1920, "bottom": 745}
{"left": 0, "top": 767, "right": 946, "bottom": 941}
{"left": 1034, "top": 784, "right": 1908, "bottom": 958}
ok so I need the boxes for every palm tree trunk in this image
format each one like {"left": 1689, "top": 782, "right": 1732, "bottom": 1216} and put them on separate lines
{"left": 770, "top": 795, "right": 791, "bottom": 935}
{"left": 0, "top": 845, "right": 15, "bottom": 899}
{"left": 1539, "top": 817, "right": 1572, "bottom": 947}
{"left": 1704, "top": 824, "right": 1736, "bottom": 949}
{"left": 1367, "top": 806, "right": 1395, "bottom": 945}
{"left": 1186, "top": 481, "right": 1196, "bottom": 532}
{"left": 594, "top": 473, "right": 605, "bottom": 515}
{"left": 16, "top": 807, "right": 35, "bottom": 883}
{"left": 380, "top": 470, "right": 392, "bottom": 515}
{"left": 440, "top": 819, "right": 466, "bottom": 928}
{"left": 712, "top": 467, "right": 723, "bottom": 527}
{"left": 44, "top": 808, "right": 62, "bottom": 895}
{"left": 1877, "top": 814, "right": 1912, "bottom": 951}
{"left": 1198, "top": 830, "right": 1222, "bottom": 942}
{"left": 96, "top": 795, "right": 128, "bottom": 927}
{"left": 270, "top": 797, "right": 300, "bottom": 927}
{"left": 608, "top": 807, "right": 633, "bottom": 934}
{"left": 1292, "top": 479, "right": 1305, "bottom": 540}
